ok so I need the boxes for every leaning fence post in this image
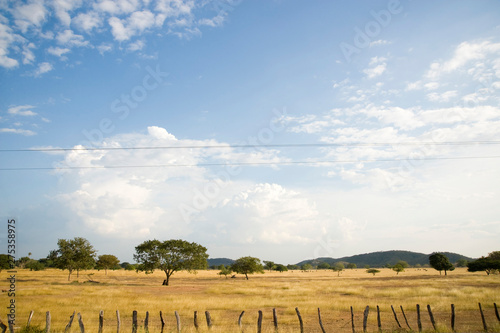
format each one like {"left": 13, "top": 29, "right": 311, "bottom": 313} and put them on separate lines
{"left": 175, "top": 311, "right": 181, "bottom": 333}
{"left": 318, "top": 308, "right": 326, "bottom": 333}
{"left": 257, "top": 310, "right": 263, "bottom": 333}
{"left": 390, "top": 305, "right": 401, "bottom": 328}
{"left": 132, "top": 311, "right": 137, "bottom": 333}
{"left": 65, "top": 311, "right": 76, "bottom": 333}
{"left": 205, "top": 311, "right": 212, "bottom": 329}
{"left": 238, "top": 311, "right": 245, "bottom": 331}
{"left": 401, "top": 306, "right": 412, "bottom": 330}
{"left": 479, "top": 303, "right": 488, "bottom": 332}
{"left": 451, "top": 304, "right": 456, "bottom": 332}
{"left": 27, "top": 310, "right": 35, "bottom": 328}
{"left": 98, "top": 311, "right": 104, "bottom": 333}
{"left": 295, "top": 307, "right": 304, "bottom": 333}
{"left": 77, "top": 313, "right": 85, "bottom": 333}
{"left": 494, "top": 303, "right": 500, "bottom": 322}
{"left": 116, "top": 310, "right": 121, "bottom": 333}
{"left": 145, "top": 311, "right": 149, "bottom": 333}
{"left": 376, "top": 305, "right": 381, "bottom": 332}
{"left": 417, "top": 304, "right": 422, "bottom": 332}
{"left": 350, "top": 306, "right": 355, "bottom": 333}
{"left": 159, "top": 311, "right": 165, "bottom": 333}
{"left": 46, "top": 311, "right": 51, "bottom": 333}
{"left": 363, "top": 306, "right": 369, "bottom": 332}
{"left": 0, "top": 320, "right": 6, "bottom": 333}
{"left": 427, "top": 304, "right": 437, "bottom": 331}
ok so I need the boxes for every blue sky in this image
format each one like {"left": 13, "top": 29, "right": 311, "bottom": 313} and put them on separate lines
{"left": 1, "top": 0, "right": 500, "bottom": 264}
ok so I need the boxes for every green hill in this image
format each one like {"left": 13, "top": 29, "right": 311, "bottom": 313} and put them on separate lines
{"left": 207, "top": 258, "right": 234, "bottom": 268}
{"left": 296, "top": 250, "right": 475, "bottom": 268}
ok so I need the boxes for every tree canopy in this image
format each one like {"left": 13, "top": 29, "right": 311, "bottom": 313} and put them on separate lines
{"left": 231, "top": 256, "right": 264, "bottom": 280}
{"left": 134, "top": 239, "right": 208, "bottom": 286}
{"left": 467, "top": 252, "right": 500, "bottom": 275}
{"left": 429, "top": 253, "right": 455, "bottom": 275}
{"left": 55, "top": 237, "right": 97, "bottom": 281}
{"left": 96, "top": 254, "right": 120, "bottom": 275}
{"left": 332, "top": 262, "right": 345, "bottom": 276}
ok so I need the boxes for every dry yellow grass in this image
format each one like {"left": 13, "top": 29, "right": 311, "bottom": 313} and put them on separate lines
{"left": 2, "top": 268, "right": 499, "bottom": 332}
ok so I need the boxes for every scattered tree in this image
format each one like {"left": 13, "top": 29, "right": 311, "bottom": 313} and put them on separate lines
{"left": 317, "top": 262, "right": 331, "bottom": 270}
{"left": 366, "top": 268, "right": 380, "bottom": 276}
{"left": 467, "top": 252, "right": 500, "bottom": 275}
{"left": 287, "top": 264, "right": 299, "bottom": 270}
{"left": 17, "top": 256, "right": 30, "bottom": 268}
{"left": 301, "top": 263, "right": 313, "bottom": 271}
{"left": 134, "top": 239, "right": 208, "bottom": 286}
{"left": 263, "top": 261, "right": 276, "bottom": 272}
{"left": 26, "top": 260, "right": 45, "bottom": 271}
{"left": 429, "top": 253, "right": 455, "bottom": 276}
{"left": 96, "top": 254, "right": 120, "bottom": 275}
{"left": 392, "top": 263, "right": 406, "bottom": 275}
{"left": 347, "top": 263, "right": 357, "bottom": 269}
{"left": 0, "top": 254, "right": 12, "bottom": 272}
{"left": 55, "top": 237, "right": 97, "bottom": 281}
{"left": 274, "top": 264, "right": 288, "bottom": 272}
{"left": 364, "top": 265, "right": 370, "bottom": 269}
{"left": 231, "top": 256, "right": 264, "bottom": 280}
{"left": 218, "top": 265, "right": 232, "bottom": 278}
{"left": 332, "top": 262, "right": 344, "bottom": 276}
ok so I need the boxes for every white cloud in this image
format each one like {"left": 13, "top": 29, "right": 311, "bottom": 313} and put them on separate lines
{"left": 0, "top": 16, "right": 21, "bottom": 68}
{"left": 33, "top": 62, "right": 53, "bottom": 76}
{"left": 363, "top": 57, "right": 387, "bottom": 79}
{"left": 127, "top": 39, "right": 144, "bottom": 51}
{"left": 13, "top": 0, "right": 47, "bottom": 32}
{"left": 73, "top": 11, "right": 102, "bottom": 32}
{"left": 370, "top": 39, "right": 391, "bottom": 47}
{"left": 198, "top": 14, "right": 225, "bottom": 27}
{"left": 56, "top": 29, "right": 89, "bottom": 47}
{"left": 427, "top": 90, "right": 457, "bottom": 102}
{"left": 22, "top": 42, "right": 36, "bottom": 64}
{"left": 53, "top": 0, "right": 83, "bottom": 26}
{"left": 8, "top": 105, "right": 37, "bottom": 116}
{"left": 0, "top": 128, "right": 36, "bottom": 135}
{"left": 93, "top": 0, "right": 140, "bottom": 15}
{"left": 97, "top": 43, "right": 113, "bottom": 54}
{"left": 48, "top": 46, "right": 71, "bottom": 58}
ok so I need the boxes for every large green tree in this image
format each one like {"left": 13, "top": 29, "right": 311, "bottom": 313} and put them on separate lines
{"left": 231, "top": 256, "right": 264, "bottom": 280}
{"left": 429, "top": 253, "right": 455, "bottom": 276}
{"left": 134, "top": 239, "right": 208, "bottom": 286}
{"left": 467, "top": 252, "right": 500, "bottom": 275}
{"left": 96, "top": 254, "right": 120, "bottom": 275}
{"left": 56, "top": 237, "right": 97, "bottom": 281}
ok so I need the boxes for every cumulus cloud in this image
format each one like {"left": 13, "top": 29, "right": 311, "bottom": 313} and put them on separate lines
{"left": 0, "top": 128, "right": 36, "bottom": 135}
{"left": 363, "top": 56, "right": 387, "bottom": 79}
{"left": 33, "top": 62, "right": 53, "bottom": 76}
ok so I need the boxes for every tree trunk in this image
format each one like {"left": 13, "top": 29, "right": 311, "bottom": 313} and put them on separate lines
{"left": 105, "top": 269, "right": 108, "bottom": 276}
{"left": 164, "top": 270, "right": 173, "bottom": 286}
{"left": 245, "top": 273, "right": 248, "bottom": 280}
{"left": 444, "top": 269, "right": 447, "bottom": 276}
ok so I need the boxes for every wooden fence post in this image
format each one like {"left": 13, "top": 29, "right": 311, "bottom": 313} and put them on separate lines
{"left": 350, "top": 306, "right": 355, "bottom": 333}
{"left": 400, "top": 306, "right": 412, "bottom": 330}
{"left": 159, "top": 311, "right": 165, "bottom": 333}
{"left": 295, "top": 307, "right": 304, "bottom": 333}
{"left": 451, "top": 304, "right": 456, "bottom": 332}
{"left": 273, "top": 308, "right": 278, "bottom": 332}
{"left": 65, "top": 311, "right": 76, "bottom": 333}
{"left": 145, "top": 311, "right": 149, "bottom": 333}
{"left": 390, "top": 305, "right": 401, "bottom": 328}
{"left": 193, "top": 311, "right": 199, "bottom": 330}
{"left": 98, "top": 311, "right": 104, "bottom": 333}
{"left": 494, "top": 303, "right": 500, "bottom": 322}
{"left": 257, "top": 310, "right": 263, "bottom": 333}
{"left": 238, "top": 311, "right": 245, "bottom": 332}
{"left": 205, "top": 311, "right": 212, "bottom": 329}
{"left": 8, "top": 320, "right": 13, "bottom": 333}
{"left": 363, "top": 306, "right": 369, "bottom": 332}
{"left": 0, "top": 320, "right": 6, "bottom": 333}
{"left": 479, "top": 303, "right": 488, "bottom": 332}
{"left": 417, "top": 304, "right": 422, "bottom": 332}
{"left": 318, "top": 308, "right": 326, "bottom": 333}
{"left": 174, "top": 311, "right": 181, "bottom": 333}
{"left": 116, "top": 310, "right": 120, "bottom": 333}
{"left": 27, "top": 311, "right": 34, "bottom": 328}
{"left": 46, "top": 311, "right": 51, "bottom": 333}
{"left": 132, "top": 311, "right": 137, "bottom": 333}
{"left": 427, "top": 305, "right": 437, "bottom": 331}
{"left": 77, "top": 313, "right": 85, "bottom": 333}
{"left": 376, "top": 305, "right": 381, "bottom": 332}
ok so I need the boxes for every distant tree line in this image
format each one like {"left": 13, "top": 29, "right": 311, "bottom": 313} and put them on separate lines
{"left": 2, "top": 238, "right": 498, "bottom": 284}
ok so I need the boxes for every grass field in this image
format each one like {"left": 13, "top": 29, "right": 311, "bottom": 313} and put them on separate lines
{"left": 2, "top": 267, "right": 499, "bottom": 333}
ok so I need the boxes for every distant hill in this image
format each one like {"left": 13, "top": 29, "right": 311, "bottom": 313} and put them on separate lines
{"left": 207, "top": 258, "right": 234, "bottom": 268}
{"left": 296, "top": 250, "right": 475, "bottom": 268}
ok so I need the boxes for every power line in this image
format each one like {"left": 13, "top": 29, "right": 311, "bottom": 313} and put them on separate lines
{"left": 1, "top": 155, "right": 499, "bottom": 171}
{"left": 1, "top": 141, "right": 500, "bottom": 152}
